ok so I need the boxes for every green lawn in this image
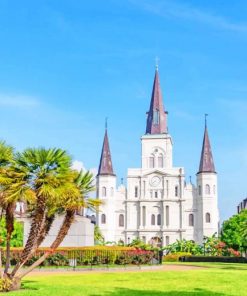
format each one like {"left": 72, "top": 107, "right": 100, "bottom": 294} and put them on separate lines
{"left": 5, "top": 263, "right": 247, "bottom": 296}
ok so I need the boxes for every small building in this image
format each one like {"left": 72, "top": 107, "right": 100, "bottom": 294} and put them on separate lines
{"left": 22, "top": 215, "right": 94, "bottom": 247}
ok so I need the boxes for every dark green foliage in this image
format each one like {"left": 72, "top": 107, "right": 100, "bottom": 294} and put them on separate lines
{"left": 0, "top": 219, "right": 23, "bottom": 247}
{"left": 47, "top": 253, "right": 69, "bottom": 266}
{"left": 181, "top": 256, "right": 247, "bottom": 263}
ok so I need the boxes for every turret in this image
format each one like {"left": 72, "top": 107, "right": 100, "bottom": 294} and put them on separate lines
{"left": 96, "top": 124, "right": 117, "bottom": 242}
{"left": 196, "top": 116, "right": 219, "bottom": 243}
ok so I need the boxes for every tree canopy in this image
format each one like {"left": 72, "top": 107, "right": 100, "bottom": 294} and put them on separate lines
{"left": 221, "top": 210, "right": 247, "bottom": 250}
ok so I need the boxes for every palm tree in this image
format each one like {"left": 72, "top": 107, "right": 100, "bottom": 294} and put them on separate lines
{"left": 18, "top": 170, "right": 98, "bottom": 278}
{"left": 10, "top": 147, "right": 74, "bottom": 278}
{"left": 0, "top": 141, "right": 14, "bottom": 275}
{"left": 0, "top": 142, "right": 34, "bottom": 275}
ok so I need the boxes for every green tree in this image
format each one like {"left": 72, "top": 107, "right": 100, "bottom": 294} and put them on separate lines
{"left": 0, "top": 219, "right": 23, "bottom": 247}
{"left": 94, "top": 225, "right": 104, "bottom": 245}
{"left": 221, "top": 210, "right": 247, "bottom": 251}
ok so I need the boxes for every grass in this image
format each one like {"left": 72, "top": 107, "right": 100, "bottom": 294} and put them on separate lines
{"left": 4, "top": 263, "right": 247, "bottom": 296}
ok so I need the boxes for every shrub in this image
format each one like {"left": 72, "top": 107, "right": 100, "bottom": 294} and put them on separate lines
{"left": 163, "top": 252, "right": 192, "bottom": 262}
{"left": 47, "top": 253, "right": 69, "bottom": 266}
{"left": 180, "top": 256, "right": 247, "bottom": 263}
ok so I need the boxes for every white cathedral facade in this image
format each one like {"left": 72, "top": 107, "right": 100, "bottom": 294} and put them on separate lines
{"left": 96, "top": 68, "right": 219, "bottom": 247}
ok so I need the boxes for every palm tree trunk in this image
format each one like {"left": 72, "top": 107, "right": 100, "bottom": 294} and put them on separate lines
{"left": 10, "top": 196, "right": 46, "bottom": 278}
{"left": 18, "top": 209, "right": 75, "bottom": 279}
{"left": 37, "top": 214, "right": 55, "bottom": 247}
{"left": 4, "top": 202, "right": 15, "bottom": 274}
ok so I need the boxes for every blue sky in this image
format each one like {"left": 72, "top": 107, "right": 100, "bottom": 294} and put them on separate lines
{"left": 0, "top": 0, "right": 247, "bottom": 221}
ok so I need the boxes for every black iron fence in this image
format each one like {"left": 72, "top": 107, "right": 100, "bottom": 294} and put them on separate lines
{"left": 0, "top": 248, "right": 162, "bottom": 269}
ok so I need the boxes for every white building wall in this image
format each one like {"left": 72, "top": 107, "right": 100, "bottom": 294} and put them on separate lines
{"left": 23, "top": 215, "right": 94, "bottom": 247}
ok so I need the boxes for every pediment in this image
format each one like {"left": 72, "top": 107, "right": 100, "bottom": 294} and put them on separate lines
{"left": 142, "top": 169, "right": 172, "bottom": 177}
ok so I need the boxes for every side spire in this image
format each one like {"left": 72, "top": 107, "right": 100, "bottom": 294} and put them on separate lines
{"left": 97, "top": 121, "right": 115, "bottom": 176}
{"left": 198, "top": 115, "right": 216, "bottom": 174}
{"left": 146, "top": 67, "right": 167, "bottom": 134}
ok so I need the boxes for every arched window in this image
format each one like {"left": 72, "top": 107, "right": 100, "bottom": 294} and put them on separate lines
{"left": 149, "top": 156, "right": 155, "bottom": 168}
{"left": 110, "top": 187, "right": 114, "bottom": 197}
{"left": 134, "top": 186, "right": 138, "bottom": 198}
{"left": 205, "top": 184, "right": 210, "bottom": 195}
{"left": 154, "top": 191, "right": 158, "bottom": 198}
{"left": 157, "top": 214, "right": 161, "bottom": 226}
{"left": 119, "top": 214, "right": 124, "bottom": 227}
{"left": 154, "top": 109, "right": 159, "bottom": 124}
{"left": 102, "top": 187, "right": 107, "bottom": 197}
{"left": 198, "top": 185, "right": 201, "bottom": 195}
{"left": 166, "top": 206, "right": 169, "bottom": 226}
{"left": 206, "top": 213, "right": 211, "bottom": 223}
{"left": 151, "top": 214, "right": 155, "bottom": 225}
{"left": 101, "top": 214, "right": 106, "bottom": 224}
{"left": 158, "top": 154, "right": 163, "bottom": 168}
{"left": 175, "top": 185, "right": 179, "bottom": 197}
{"left": 91, "top": 215, "right": 96, "bottom": 224}
{"left": 189, "top": 214, "right": 194, "bottom": 226}
{"left": 142, "top": 206, "right": 146, "bottom": 226}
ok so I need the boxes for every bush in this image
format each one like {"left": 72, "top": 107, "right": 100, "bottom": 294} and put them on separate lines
{"left": 163, "top": 252, "right": 192, "bottom": 262}
{"left": 180, "top": 256, "right": 247, "bottom": 263}
{"left": 47, "top": 253, "right": 69, "bottom": 266}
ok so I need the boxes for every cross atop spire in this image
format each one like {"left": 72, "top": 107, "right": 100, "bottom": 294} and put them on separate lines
{"left": 155, "top": 56, "right": 159, "bottom": 71}
{"left": 198, "top": 117, "right": 216, "bottom": 174}
{"left": 146, "top": 68, "right": 168, "bottom": 134}
{"left": 97, "top": 124, "right": 115, "bottom": 176}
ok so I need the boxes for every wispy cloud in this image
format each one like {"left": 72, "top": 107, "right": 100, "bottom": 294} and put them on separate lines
{"left": 0, "top": 94, "right": 40, "bottom": 109}
{"left": 129, "top": 0, "right": 247, "bottom": 33}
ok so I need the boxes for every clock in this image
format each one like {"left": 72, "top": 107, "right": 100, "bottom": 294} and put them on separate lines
{"left": 150, "top": 176, "right": 161, "bottom": 187}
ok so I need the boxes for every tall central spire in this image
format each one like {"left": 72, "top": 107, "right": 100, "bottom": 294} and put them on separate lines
{"left": 198, "top": 117, "right": 216, "bottom": 174}
{"left": 146, "top": 68, "right": 167, "bottom": 134}
{"left": 97, "top": 126, "right": 115, "bottom": 176}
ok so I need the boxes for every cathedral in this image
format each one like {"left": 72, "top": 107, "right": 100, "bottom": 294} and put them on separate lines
{"left": 96, "top": 68, "right": 219, "bottom": 247}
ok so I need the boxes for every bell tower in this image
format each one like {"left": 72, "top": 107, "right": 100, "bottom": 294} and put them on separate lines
{"left": 142, "top": 67, "right": 172, "bottom": 170}
{"left": 196, "top": 116, "right": 219, "bottom": 243}
{"left": 96, "top": 123, "right": 117, "bottom": 242}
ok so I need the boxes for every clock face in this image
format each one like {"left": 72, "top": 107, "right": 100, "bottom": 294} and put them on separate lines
{"left": 150, "top": 176, "right": 161, "bottom": 187}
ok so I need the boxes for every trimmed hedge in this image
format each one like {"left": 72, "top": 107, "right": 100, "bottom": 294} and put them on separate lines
{"left": 180, "top": 256, "right": 247, "bottom": 263}
{"left": 1, "top": 247, "right": 159, "bottom": 266}
{"left": 163, "top": 252, "right": 192, "bottom": 262}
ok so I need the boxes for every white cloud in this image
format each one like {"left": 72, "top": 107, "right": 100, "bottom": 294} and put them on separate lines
{"left": 89, "top": 167, "right": 98, "bottom": 177}
{"left": 71, "top": 160, "right": 98, "bottom": 177}
{"left": 0, "top": 94, "right": 40, "bottom": 108}
{"left": 130, "top": 0, "right": 247, "bottom": 33}
{"left": 71, "top": 160, "right": 86, "bottom": 172}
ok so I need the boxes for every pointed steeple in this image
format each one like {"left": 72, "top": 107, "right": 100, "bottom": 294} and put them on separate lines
{"left": 198, "top": 116, "right": 216, "bottom": 174}
{"left": 146, "top": 68, "right": 168, "bottom": 134}
{"left": 97, "top": 124, "right": 115, "bottom": 176}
